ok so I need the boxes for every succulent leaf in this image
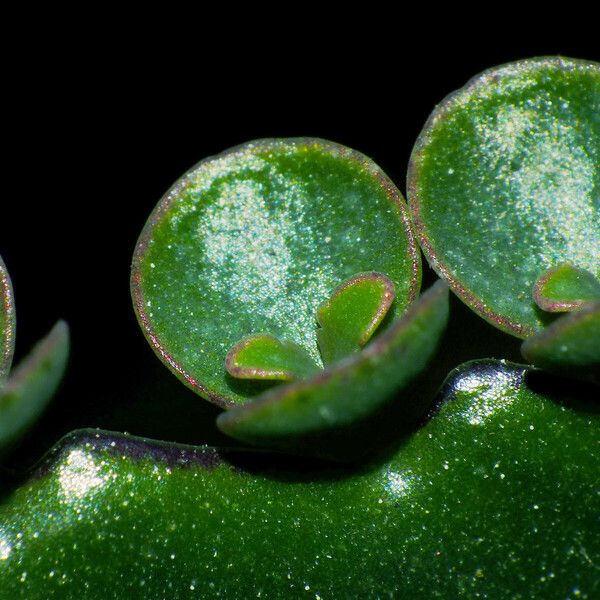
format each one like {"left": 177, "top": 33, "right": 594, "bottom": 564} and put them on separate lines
{"left": 132, "top": 138, "right": 420, "bottom": 407}
{"left": 0, "top": 255, "right": 16, "bottom": 381}
{"left": 521, "top": 302, "right": 600, "bottom": 382}
{"left": 1, "top": 360, "right": 599, "bottom": 597}
{"left": 225, "top": 334, "right": 319, "bottom": 381}
{"left": 533, "top": 263, "right": 600, "bottom": 312}
{"left": 0, "top": 321, "right": 70, "bottom": 451}
{"left": 317, "top": 272, "right": 395, "bottom": 365}
{"left": 408, "top": 57, "right": 600, "bottom": 337}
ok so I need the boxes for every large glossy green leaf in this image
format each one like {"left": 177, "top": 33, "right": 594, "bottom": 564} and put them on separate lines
{"left": 0, "top": 321, "right": 70, "bottom": 451}
{"left": 0, "top": 360, "right": 598, "bottom": 598}
{"left": 132, "top": 138, "right": 420, "bottom": 407}
{"left": 0, "top": 256, "right": 15, "bottom": 381}
{"left": 408, "top": 56, "right": 600, "bottom": 338}
{"left": 217, "top": 281, "right": 448, "bottom": 454}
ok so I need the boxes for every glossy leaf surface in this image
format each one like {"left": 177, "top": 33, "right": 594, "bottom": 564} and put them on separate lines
{"left": 132, "top": 138, "right": 420, "bottom": 407}
{"left": 521, "top": 302, "right": 600, "bottom": 381}
{"left": 408, "top": 57, "right": 600, "bottom": 338}
{"left": 316, "top": 272, "right": 395, "bottom": 365}
{"left": 0, "top": 321, "right": 70, "bottom": 451}
{"left": 0, "top": 256, "right": 15, "bottom": 381}
{"left": 225, "top": 334, "right": 318, "bottom": 381}
{"left": 533, "top": 263, "right": 600, "bottom": 312}
{"left": 217, "top": 282, "right": 448, "bottom": 451}
{"left": 1, "top": 360, "right": 599, "bottom": 598}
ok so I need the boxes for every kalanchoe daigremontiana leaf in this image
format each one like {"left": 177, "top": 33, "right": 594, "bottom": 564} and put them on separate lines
{"left": 533, "top": 263, "right": 600, "bottom": 313}
{"left": 521, "top": 302, "right": 600, "bottom": 383}
{"left": 217, "top": 282, "right": 448, "bottom": 453}
{"left": 131, "top": 138, "right": 421, "bottom": 407}
{"left": 225, "top": 334, "right": 319, "bottom": 381}
{"left": 1, "top": 360, "right": 598, "bottom": 598}
{"left": 316, "top": 272, "right": 395, "bottom": 365}
{"left": 0, "top": 255, "right": 16, "bottom": 381}
{"left": 408, "top": 56, "right": 600, "bottom": 338}
{"left": 0, "top": 320, "right": 70, "bottom": 451}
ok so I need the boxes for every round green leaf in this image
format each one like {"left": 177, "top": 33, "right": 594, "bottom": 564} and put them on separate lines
{"left": 1, "top": 360, "right": 599, "bottom": 597}
{"left": 0, "top": 255, "right": 15, "bottom": 381}
{"left": 408, "top": 56, "right": 600, "bottom": 338}
{"left": 132, "top": 138, "right": 421, "bottom": 406}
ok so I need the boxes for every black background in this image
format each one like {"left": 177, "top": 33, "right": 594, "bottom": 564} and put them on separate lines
{"left": 2, "top": 21, "right": 599, "bottom": 469}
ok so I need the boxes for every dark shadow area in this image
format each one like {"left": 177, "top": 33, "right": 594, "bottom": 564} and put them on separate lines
{"left": 222, "top": 449, "right": 353, "bottom": 483}
{"left": 524, "top": 370, "right": 600, "bottom": 414}
{"left": 418, "top": 267, "right": 523, "bottom": 384}
{"left": 532, "top": 302, "right": 562, "bottom": 327}
{"left": 225, "top": 372, "right": 280, "bottom": 399}
{"left": 0, "top": 466, "right": 19, "bottom": 503}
